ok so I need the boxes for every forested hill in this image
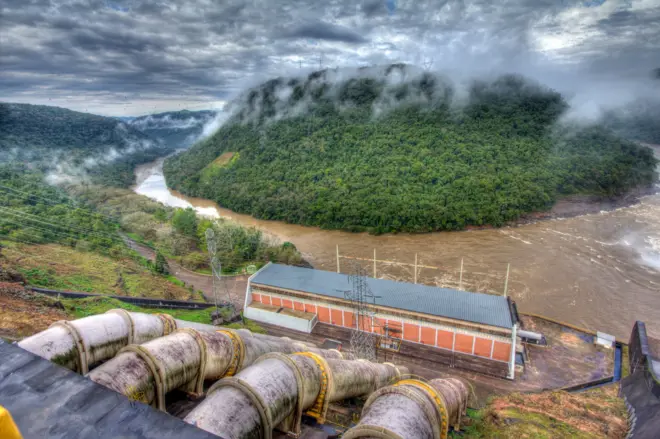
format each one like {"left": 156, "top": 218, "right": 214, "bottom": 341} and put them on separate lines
{"left": 0, "top": 102, "right": 175, "bottom": 187}
{"left": 127, "top": 109, "right": 216, "bottom": 149}
{"left": 164, "top": 66, "right": 659, "bottom": 234}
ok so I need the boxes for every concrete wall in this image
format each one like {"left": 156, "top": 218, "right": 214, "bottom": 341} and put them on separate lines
{"left": 244, "top": 305, "right": 317, "bottom": 333}
{"left": 251, "top": 288, "right": 512, "bottom": 364}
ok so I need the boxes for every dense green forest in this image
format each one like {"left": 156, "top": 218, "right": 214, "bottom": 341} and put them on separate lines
{"left": 127, "top": 109, "right": 216, "bottom": 149}
{"left": 0, "top": 102, "right": 176, "bottom": 187}
{"left": 164, "top": 67, "right": 659, "bottom": 233}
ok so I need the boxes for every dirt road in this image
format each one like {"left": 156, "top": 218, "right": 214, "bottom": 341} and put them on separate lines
{"left": 122, "top": 235, "right": 248, "bottom": 309}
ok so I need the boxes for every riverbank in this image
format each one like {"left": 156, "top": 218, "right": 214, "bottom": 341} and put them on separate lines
{"left": 133, "top": 157, "right": 660, "bottom": 341}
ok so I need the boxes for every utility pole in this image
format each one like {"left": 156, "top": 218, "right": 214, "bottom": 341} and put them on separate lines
{"left": 459, "top": 258, "right": 464, "bottom": 290}
{"left": 503, "top": 263, "right": 511, "bottom": 297}
{"left": 373, "top": 249, "right": 377, "bottom": 278}
{"left": 414, "top": 253, "right": 418, "bottom": 284}
{"left": 336, "top": 245, "right": 340, "bottom": 273}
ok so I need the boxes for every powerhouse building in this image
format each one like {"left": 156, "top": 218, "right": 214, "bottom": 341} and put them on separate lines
{"left": 243, "top": 263, "right": 520, "bottom": 378}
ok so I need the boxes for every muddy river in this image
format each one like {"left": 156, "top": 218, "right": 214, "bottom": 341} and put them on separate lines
{"left": 134, "top": 157, "right": 660, "bottom": 339}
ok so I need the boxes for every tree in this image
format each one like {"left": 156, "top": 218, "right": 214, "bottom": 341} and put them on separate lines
{"left": 172, "top": 207, "right": 198, "bottom": 238}
{"left": 154, "top": 251, "right": 170, "bottom": 275}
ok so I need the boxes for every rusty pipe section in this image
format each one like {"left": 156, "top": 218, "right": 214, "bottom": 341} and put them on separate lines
{"left": 184, "top": 353, "right": 408, "bottom": 439}
{"left": 343, "top": 378, "right": 470, "bottom": 439}
{"left": 87, "top": 328, "right": 339, "bottom": 411}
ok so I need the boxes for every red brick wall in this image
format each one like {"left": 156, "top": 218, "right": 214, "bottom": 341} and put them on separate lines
{"left": 343, "top": 311, "right": 355, "bottom": 328}
{"left": 373, "top": 318, "right": 387, "bottom": 335}
{"left": 492, "top": 341, "right": 511, "bottom": 362}
{"left": 385, "top": 320, "right": 402, "bottom": 339}
{"left": 420, "top": 327, "right": 436, "bottom": 345}
{"left": 403, "top": 323, "right": 420, "bottom": 342}
{"left": 252, "top": 291, "right": 509, "bottom": 364}
{"left": 317, "top": 306, "right": 330, "bottom": 324}
{"left": 454, "top": 333, "right": 474, "bottom": 354}
{"left": 474, "top": 337, "right": 493, "bottom": 358}
{"left": 331, "top": 309, "right": 343, "bottom": 326}
{"left": 358, "top": 315, "right": 372, "bottom": 332}
{"left": 436, "top": 330, "right": 453, "bottom": 350}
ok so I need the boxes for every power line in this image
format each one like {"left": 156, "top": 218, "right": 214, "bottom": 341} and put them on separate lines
{"left": 0, "top": 206, "right": 122, "bottom": 242}
{"left": 0, "top": 218, "right": 122, "bottom": 253}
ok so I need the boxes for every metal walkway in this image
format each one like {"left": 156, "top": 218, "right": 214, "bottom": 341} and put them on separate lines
{"left": 0, "top": 340, "right": 221, "bottom": 439}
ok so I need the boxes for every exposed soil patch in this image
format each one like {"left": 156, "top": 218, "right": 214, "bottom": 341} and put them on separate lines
{"left": 0, "top": 283, "right": 68, "bottom": 341}
{"left": 477, "top": 384, "right": 627, "bottom": 439}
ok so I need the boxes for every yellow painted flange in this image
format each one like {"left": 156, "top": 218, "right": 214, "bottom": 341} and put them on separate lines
{"left": 157, "top": 313, "right": 177, "bottom": 335}
{"left": 293, "top": 351, "right": 333, "bottom": 423}
{"left": 394, "top": 379, "right": 449, "bottom": 439}
{"left": 216, "top": 329, "right": 245, "bottom": 377}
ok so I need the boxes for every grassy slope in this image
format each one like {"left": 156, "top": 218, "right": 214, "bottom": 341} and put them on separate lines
{"left": 0, "top": 284, "right": 263, "bottom": 342}
{"left": 1, "top": 241, "right": 197, "bottom": 301}
{"left": 454, "top": 385, "right": 627, "bottom": 439}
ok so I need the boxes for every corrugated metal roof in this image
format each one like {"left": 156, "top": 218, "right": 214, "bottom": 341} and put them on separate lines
{"left": 251, "top": 264, "right": 513, "bottom": 329}
{"left": 0, "top": 340, "right": 221, "bottom": 439}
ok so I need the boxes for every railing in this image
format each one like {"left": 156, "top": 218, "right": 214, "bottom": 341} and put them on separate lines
{"left": 628, "top": 321, "right": 660, "bottom": 398}
{"left": 29, "top": 287, "right": 223, "bottom": 310}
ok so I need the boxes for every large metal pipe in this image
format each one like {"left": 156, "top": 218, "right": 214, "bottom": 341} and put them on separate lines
{"left": 16, "top": 308, "right": 238, "bottom": 374}
{"left": 184, "top": 353, "right": 408, "bottom": 439}
{"left": 87, "top": 328, "right": 341, "bottom": 411}
{"left": 343, "top": 378, "right": 470, "bottom": 439}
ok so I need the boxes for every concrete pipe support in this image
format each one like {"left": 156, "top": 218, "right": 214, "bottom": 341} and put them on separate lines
{"left": 184, "top": 353, "right": 408, "bottom": 439}
{"left": 343, "top": 378, "right": 470, "bottom": 439}
{"left": 87, "top": 328, "right": 337, "bottom": 411}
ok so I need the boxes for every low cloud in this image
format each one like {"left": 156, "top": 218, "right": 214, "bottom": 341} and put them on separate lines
{"left": 0, "top": 0, "right": 658, "bottom": 115}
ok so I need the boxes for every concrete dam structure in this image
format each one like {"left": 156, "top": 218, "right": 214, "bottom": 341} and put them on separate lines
{"left": 11, "top": 309, "right": 472, "bottom": 438}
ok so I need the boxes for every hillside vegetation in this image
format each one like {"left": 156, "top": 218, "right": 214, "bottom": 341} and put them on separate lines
{"left": 0, "top": 102, "right": 174, "bottom": 187}
{"left": 164, "top": 66, "right": 658, "bottom": 233}
{"left": 455, "top": 385, "right": 627, "bottom": 439}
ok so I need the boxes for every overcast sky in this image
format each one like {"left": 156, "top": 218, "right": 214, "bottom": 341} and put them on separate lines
{"left": 1, "top": 0, "right": 659, "bottom": 116}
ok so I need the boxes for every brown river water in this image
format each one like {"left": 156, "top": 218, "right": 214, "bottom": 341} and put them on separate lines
{"left": 134, "top": 157, "right": 660, "bottom": 339}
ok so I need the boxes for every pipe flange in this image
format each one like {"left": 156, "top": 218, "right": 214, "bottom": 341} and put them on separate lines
{"left": 175, "top": 328, "right": 207, "bottom": 395}
{"left": 119, "top": 344, "right": 167, "bottom": 411}
{"left": 50, "top": 320, "right": 88, "bottom": 374}
{"left": 257, "top": 352, "right": 304, "bottom": 436}
{"left": 157, "top": 313, "right": 177, "bottom": 335}
{"left": 207, "top": 377, "right": 274, "bottom": 439}
{"left": 342, "top": 424, "right": 405, "bottom": 439}
{"left": 106, "top": 309, "right": 135, "bottom": 345}
{"left": 216, "top": 329, "right": 245, "bottom": 377}
{"left": 293, "top": 351, "right": 333, "bottom": 423}
{"left": 395, "top": 379, "right": 449, "bottom": 439}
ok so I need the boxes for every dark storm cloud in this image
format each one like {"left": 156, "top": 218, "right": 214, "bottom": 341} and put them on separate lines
{"left": 0, "top": 0, "right": 658, "bottom": 115}
{"left": 281, "top": 20, "right": 369, "bottom": 43}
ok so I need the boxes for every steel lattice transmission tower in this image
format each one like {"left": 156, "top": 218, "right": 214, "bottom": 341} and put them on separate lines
{"left": 205, "top": 228, "right": 236, "bottom": 312}
{"left": 344, "top": 262, "right": 378, "bottom": 362}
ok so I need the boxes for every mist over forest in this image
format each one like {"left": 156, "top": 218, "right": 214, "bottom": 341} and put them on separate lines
{"left": 164, "top": 65, "right": 659, "bottom": 233}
